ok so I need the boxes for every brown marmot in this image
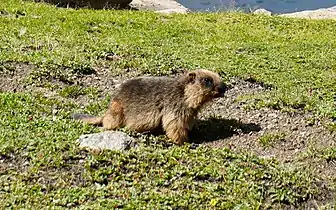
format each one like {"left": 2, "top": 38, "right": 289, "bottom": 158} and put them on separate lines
{"left": 73, "top": 69, "right": 227, "bottom": 145}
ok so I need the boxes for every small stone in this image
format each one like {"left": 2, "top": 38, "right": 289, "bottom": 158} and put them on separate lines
{"left": 112, "top": 79, "right": 120, "bottom": 84}
{"left": 189, "top": 143, "right": 200, "bottom": 149}
{"left": 156, "top": 8, "right": 189, "bottom": 14}
{"left": 105, "top": 52, "right": 121, "bottom": 61}
{"left": 291, "top": 126, "right": 299, "bottom": 131}
{"left": 266, "top": 124, "right": 275, "bottom": 129}
{"left": 256, "top": 113, "right": 262, "bottom": 118}
{"left": 299, "top": 131, "right": 307, "bottom": 137}
{"left": 19, "top": 27, "right": 27, "bottom": 37}
{"left": 253, "top": 8, "right": 272, "bottom": 16}
{"left": 268, "top": 113, "right": 278, "bottom": 118}
{"left": 130, "top": 0, "right": 189, "bottom": 13}
{"left": 76, "top": 131, "right": 136, "bottom": 151}
{"left": 31, "top": 15, "right": 41, "bottom": 19}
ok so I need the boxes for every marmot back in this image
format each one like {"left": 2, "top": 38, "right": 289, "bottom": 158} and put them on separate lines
{"left": 116, "top": 76, "right": 184, "bottom": 110}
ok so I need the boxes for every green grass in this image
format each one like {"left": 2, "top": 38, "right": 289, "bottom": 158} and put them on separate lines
{"left": 1, "top": 0, "right": 336, "bottom": 208}
{"left": 258, "top": 132, "right": 286, "bottom": 148}
{"left": 58, "top": 85, "right": 100, "bottom": 98}
{"left": 0, "top": 93, "right": 321, "bottom": 208}
{"left": 321, "top": 147, "right": 336, "bottom": 162}
{"left": 327, "top": 122, "right": 336, "bottom": 133}
{"left": 1, "top": 0, "right": 336, "bottom": 118}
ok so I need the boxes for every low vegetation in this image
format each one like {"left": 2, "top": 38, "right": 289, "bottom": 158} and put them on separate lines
{"left": 0, "top": 0, "right": 335, "bottom": 208}
{"left": 258, "top": 132, "right": 286, "bottom": 148}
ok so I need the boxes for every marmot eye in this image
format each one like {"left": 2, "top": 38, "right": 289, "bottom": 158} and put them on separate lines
{"left": 203, "top": 78, "right": 213, "bottom": 87}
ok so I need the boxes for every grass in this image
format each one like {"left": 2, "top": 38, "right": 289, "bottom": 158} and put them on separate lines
{"left": 321, "top": 147, "right": 336, "bottom": 162}
{"left": 58, "top": 85, "right": 99, "bottom": 98}
{"left": 0, "top": 0, "right": 335, "bottom": 208}
{"left": 258, "top": 132, "right": 286, "bottom": 148}
{"left": 327, "top": 122, "right": 336, "bottom": 133}
{"left": 1, "top": 0, "right": 336, "bottom": 118}
{"left": 0, "top": 93, "right": 321, "bottom": 208}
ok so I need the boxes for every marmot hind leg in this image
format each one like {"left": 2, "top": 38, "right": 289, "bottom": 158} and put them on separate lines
{"left": 101, "top": 99, "right": 124, "bottom": 130}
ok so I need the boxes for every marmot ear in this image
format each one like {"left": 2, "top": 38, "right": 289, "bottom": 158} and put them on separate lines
{"left": 187, "top": 72, "right": 196, "bottom": 83}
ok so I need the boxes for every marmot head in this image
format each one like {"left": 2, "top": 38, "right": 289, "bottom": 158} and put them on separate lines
{"left": 181, "top": 69, "right": 227, "bottom": 109}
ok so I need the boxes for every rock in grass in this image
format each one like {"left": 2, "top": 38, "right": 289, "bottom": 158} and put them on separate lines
{"left": 280, "top": 6, "right": 336, "bottom": 20}
{"left": 253, "top": 8, "right": 272, "bottom": 16}
{"left": 129, "top": 0, "right": 190, "bottom": 14}
{"left": 77, "top": 131, "right": 136, "bottom": 151}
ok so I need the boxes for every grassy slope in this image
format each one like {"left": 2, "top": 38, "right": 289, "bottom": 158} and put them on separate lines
{"left": 0, "top": 0, "right": 335, "bottom": 208}
{"left": 1, "top": 0, "right": 336, "bottom": 118}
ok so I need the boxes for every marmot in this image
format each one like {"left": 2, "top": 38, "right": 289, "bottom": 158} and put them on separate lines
{"left": 73, "top": 69, "right": 227, "bottom": 145}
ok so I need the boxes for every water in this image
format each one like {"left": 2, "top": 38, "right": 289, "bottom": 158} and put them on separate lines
{"left": 177, "top": 0, "right": 336, "bottom": 14}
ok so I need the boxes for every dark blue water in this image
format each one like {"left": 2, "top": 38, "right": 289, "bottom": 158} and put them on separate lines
{"left": 177, "top": 0, "right": 336, "bottom": 14}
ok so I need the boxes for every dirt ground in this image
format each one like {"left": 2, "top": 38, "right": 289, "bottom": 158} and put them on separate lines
{"left": 198, "top": 77, "right": 335, "bottom": 180}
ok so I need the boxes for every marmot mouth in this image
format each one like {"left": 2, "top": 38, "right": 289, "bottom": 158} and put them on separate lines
{"left": 214, "top": 92, "right": 225, "bottom": 98}
{"left": 214, "top": 84, "right": 227, "bottom": 97}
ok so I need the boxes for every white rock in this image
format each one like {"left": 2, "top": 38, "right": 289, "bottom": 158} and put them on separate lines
{"left": 253, "top": 8, "right": 272, "bottom": 16}
{"left": 156, "top": 8, "right": 189, "bottom": 14}
{"left": 280, "top": 6, "right": 336, "bottom": 20}
{"left": 130, "top": 0, "right": 190, "bottom": 13}
{"left": 76, "top": 131, "right": 136, "bottom": 151}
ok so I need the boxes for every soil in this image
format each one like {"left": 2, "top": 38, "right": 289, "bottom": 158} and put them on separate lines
{"left": 197, "top": 77, "right": 336, "bottom": 180}
{"left": 0, "top": 62, "right": 33, "bottom": 92}
{"left": 199, "top": 77, "right": 335, "bottom": 159}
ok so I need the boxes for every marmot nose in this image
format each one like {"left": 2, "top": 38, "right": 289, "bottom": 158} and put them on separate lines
{"left": 219, "top": 84, "right": 227, "bottom": 93}
{"left": 216, "top": 83, "right": 227, "bottom": 96}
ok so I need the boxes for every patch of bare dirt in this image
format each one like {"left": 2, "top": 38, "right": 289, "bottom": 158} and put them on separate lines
{"left": 191, "top": 77, "right": 336, "bottom": 207}
{"left": 0, "top": 62, "right": 33, "bottom": 92}
{"left": 0, "top": 150, "right": 90, "bottom": 190}
{"left": 0, "top": 153, "right": 29, "bottom": 175}
{"left": 0, "top": 62, "right": 122, "bottom": 104}
{"left": 194, "top": 77, "right": 335, "bottom": 181}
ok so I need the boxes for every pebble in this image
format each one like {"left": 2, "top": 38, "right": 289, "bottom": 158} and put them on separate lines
{"left": 105, "top": 52, "right": 121, "bottom": 61}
